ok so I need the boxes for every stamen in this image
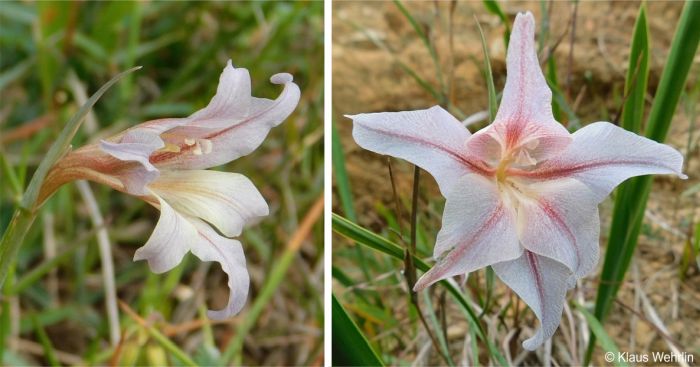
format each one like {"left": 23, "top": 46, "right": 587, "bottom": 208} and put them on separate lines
{"left": 184, "top": 138, "right": 196, "bottom": 146}
{"left": 496, "top": 157, "right": 513, "bottom": 183}
{"left": 200, "top": 139, "right": 213, "bottom": 154}
{"left": 161, "top": 142, "right": 181, "bottom": 153}
{"left": 193, "top": 141, "right": 203, "bottom": 155}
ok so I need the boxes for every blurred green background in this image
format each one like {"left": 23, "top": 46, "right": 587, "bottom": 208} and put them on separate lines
{"left": 0, "top": 1, "right": 323, "bottom": 366}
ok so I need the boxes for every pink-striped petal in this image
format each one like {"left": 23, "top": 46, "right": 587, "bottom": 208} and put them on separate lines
{"left": 187, "top": 59, "right": 252, "bottom": 123}
{"left": 133, "top": 195, "right": 198, "bottom": 273}
{"left": 510, "top": 121, "right": 687, "bottom": 201}
{"left": 472, "top": 12, "right": 570, "bottom": 164}
{"left": 190, "top": 219, "right": 250, "bottom": 319}
{"left": 151, "top": 69, "right": 300, "bottom": 170}
{"left": 493, "top": 251, "right": 570, "bottom": 350}
{"left": 514, "top": 178, "right": 600, "bottom": 279}
{"left": 149, "top": 170, "right": 268, "bottom": 237}
{"left": 349, "top": 106, "right": 489, "bottom": 195}
{"left": 99, "top": 130, "right": 164, "bottom": 195}
{"left": 414, "top": 174, "right": 521, "bottom": 291}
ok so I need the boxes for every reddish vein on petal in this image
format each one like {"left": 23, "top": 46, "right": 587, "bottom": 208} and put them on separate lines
{"left": 525, "top": 251, "right": 545, "bottom": 317}
{"left": 356, "top": 122, "right": 494, "bottom": 177}
{"left": 538, "top": 199, "right": 581, "bottom": 271}
{"left": 417, "top": 204, "right": 505, "bottom": 288}
{"left": 150, "top": 82, "right": 294, "bottom": 165}
{"left": 508, "top": 158, "right": 677, "bottom": 180}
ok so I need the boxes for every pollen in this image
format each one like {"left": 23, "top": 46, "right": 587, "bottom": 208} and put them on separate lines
{"left": 189, "top": 138, "right": 213, "bottom": 155}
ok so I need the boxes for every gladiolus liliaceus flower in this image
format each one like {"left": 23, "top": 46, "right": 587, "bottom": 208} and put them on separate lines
{"left": 348, "top": 12, "right": 685, "bottom": 349}
{"left": 39, "top": 60, "right": 300, "bottom": 319}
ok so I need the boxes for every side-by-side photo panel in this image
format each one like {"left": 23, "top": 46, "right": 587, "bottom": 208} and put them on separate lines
{"left": 332, "top": 1, "right": 697, "bottom": 366}
{"left": 0, "top": 2, "right": 323, "bottom": 366}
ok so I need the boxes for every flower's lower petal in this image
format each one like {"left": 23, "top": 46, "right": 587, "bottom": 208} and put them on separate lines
{"left": 414, "top": 174, "right": 521, "bottom": 291}
{"left": 515, "top": 178, "right": 600, "bottom": 279}
{"left": 149, "top": 170, "right": 268, "bottom": 237}
{"left": 100, "top": 130, "right": 164, "bottom": 195}
{"left": 349, "top": 106, "right": 488, "bottom": 196}
{"left": 189, "top": 219, "right": 250, "bottom": 319}
{"left": 493, "top": 251, "right": 570, "bottom": 350}
{"left": 133, "top": 195, "right": 198, "bottom": 273}
{"left": 152, "top": 71, "right": 300, "bottom": 170}
{"left": 513, "top": 122, "right": 686, "bottom": 201}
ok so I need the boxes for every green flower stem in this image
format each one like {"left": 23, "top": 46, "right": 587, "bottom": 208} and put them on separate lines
{"left": 0, "top": 209, "right": 36, "bottom": 288}
{"left": 0, "top": 66, "right": 140, "bottom": 288}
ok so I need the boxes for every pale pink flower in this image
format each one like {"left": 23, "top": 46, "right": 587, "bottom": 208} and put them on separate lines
{"left": 348, "top": 12, "right": 685, "bottom": 349}
{"left": 40, "top": 60, "right": 300, "bottom": 319}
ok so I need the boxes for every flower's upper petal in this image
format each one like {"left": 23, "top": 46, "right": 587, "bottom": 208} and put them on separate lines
{"left": 493, "top": 251, "right": 570, "bottom": 350}
{"left": 349, "top": 106, "right": 489, "bottom": 195}
{"left": 150, "top": 69, "right": 300, "bottom": 170}
{"left": 413, "top": 174, "right": 521, "bottom": 291}
{"left": 133, "top": 194, "right": 198, "bottom": 273}
{"left": 187, "top": 59, "right": 252, "bottom": 123}
{"left": 510, "top": 121, "right": 687, "bottom": 201}
{"left": 99, "top": 130, "right": 165, "bottom": 195}
{"left": 149, "top": 170, "right": 268, "bottom": 237}
{"left": 472, "top": 12, "right": 570, "bottom": 164}
{"left": 514, "top": 178, "right": 600, "bottom": 279}
{"left": 189, "top": 219, "right": 250, "bottom": 319}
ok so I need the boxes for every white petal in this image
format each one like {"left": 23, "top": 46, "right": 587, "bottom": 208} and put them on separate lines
{"left": 152, "top": 69, "right": 300, "bottom": 169}
{"left": 149, "top": 170, "right": 268, "bottom": 237}
{"left": 414, "top": 174, "right": 521, "bottom": 291}
{"left": 349, "top": 106, "right": 487, "bottom": 196}
{"left": 514, "top": 178, "right": 600, "bottom": 279}
{"left": 189, "top": 219, "right": 250, "bottom": 319}
{"left": 99, "top": 130, "right": 164, "bottom": 195}
{"left": 512, "top": 121, "right": 687, "bottom": 201}
{"left": 483, "top": 12, "right": 571, "bottom": 164}
{"left": 187, "top": 59, "right": 252, "bottom": 122}
{"left": 493, "top": 251, "right": 570, "bottom": 350}
{"left": 133, "top": 195, "right": 198, "bottom": 273}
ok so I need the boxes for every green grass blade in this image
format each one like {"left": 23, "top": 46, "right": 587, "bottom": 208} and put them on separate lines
{"left": 546, "top": 56, "right": 563, "bottom": 121}
{"left": 332, "top": 213, "right": 508, "bottom": 364}
{"left": 621, "top": 5, "right": 649, "bottom": 133}
{"left": 332, "top": 117, "right": 357, "bottom": 221}
{"left": 575, "top": 304, "right": 628, "bottom": 367}
{"left": 644, "top": 1, "right": 700, "bottom": 142}
{"left": 482, "top": 0, "right": 511, "bottom": 48}
{"left": 474, "top": 16, "right": 497, "bottom": 121}
{"left": 31, "top": 315, "right": 60, "bottom": 367}
{"left": 393, "top": 0, "right": 446, "bottom": 100}
{"left": 587, "top": 2, "right": 700, "bottom": 364}
{"left": 332, "top": 294, "right": 385, "bottom": 367}
{"left": 332, "top": 115, "right": 373, "bottom": 285}
{"left": 21, "top": 66, "right": 142, "bottom": 209}
{"left": 345, "top": 17, "right": 443, "bottom": 104}
{"left": 420, "top": 291, "right": 455, "bottom": 366}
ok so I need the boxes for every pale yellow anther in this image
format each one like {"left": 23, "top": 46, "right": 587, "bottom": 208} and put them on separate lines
{"left": 200, "top": 139, "right": 213, "bottom": 154}
{"left": 193, "top": 141, "right": 203, "bottom": 155}
{"left": 184, "top": 138, "right": 196, "bottom": 146}
{"left": 161, "top": 142, "right": 181, "bottom": 153}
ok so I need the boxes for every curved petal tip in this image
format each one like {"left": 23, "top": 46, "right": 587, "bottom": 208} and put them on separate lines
{"left": 271, "top": 72, "right": 293, "bottom": 84}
